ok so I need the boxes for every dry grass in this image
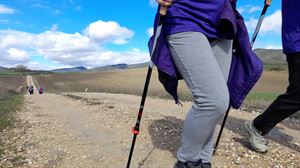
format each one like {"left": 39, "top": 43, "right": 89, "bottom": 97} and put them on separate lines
{"left": 0, "top": 74, "right": 25, "bottom": 165}
{"left": 252, "top": 70, "right": 288, "bottom": 93}
{"left": 0, "top": 75, "right": 26, "bottom": 99}
{"left": 34, "top": 68, "right": 190, "bottom": 100}
{"left": 34, "top": 67, "right": 288, "bottom": 97}
{"left": 242, "top": 70, "right": 288, "bottom": 112}
{"left": 33, "top": 67, "right": 294, "bottom": 114}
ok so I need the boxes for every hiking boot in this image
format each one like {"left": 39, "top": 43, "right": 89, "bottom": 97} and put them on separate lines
{"left": 175, "top": 161, "right": 188, "bottom": 168}
{"left": 202, "top": 163, "right": 212, "bottom": 168}
{"left": 174, "top": 159, "right": 209, "bottom": 168}
{"left": 245, "top": 120, "right": 268, "bottom": 153}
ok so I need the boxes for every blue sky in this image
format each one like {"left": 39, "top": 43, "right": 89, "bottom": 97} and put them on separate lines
{"left": 0, "top": 0, "right": 282, "bottom": 70}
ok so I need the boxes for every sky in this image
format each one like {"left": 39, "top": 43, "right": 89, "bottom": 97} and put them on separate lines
{"left": 0, "top": 0, "right": 282, "bottom": 70}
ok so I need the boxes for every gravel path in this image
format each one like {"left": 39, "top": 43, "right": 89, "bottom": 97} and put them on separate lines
{"left": 1, "top": 76, "right": 299, "bottom": 168}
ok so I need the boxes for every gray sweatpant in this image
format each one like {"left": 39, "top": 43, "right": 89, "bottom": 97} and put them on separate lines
{"left": 167, "top": 32, "right": 232, "bottom": 163}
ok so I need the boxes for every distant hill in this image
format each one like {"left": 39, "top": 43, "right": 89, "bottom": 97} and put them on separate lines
{"left": 130, "top": 62, "right": 149, "bottom": 68}
{"left": 91, "top": 50, "right": 285, "bottom": 72}
{"left": 1, "top": 49, "right": 287, "bottom": 73}
{"left": 92, "top": 62, "right": 148, "bottom": 71}
{"left": 91, "top": 64, "right": 128, "bottom": 71}
{"left": 254, "top": 49, "right": 286, "bottom": 65}
{"left": 51, "top": 66, "right": 88, "bottom": 73}
{"left": 0, "top": 66, "right": 7, "bottom": 70}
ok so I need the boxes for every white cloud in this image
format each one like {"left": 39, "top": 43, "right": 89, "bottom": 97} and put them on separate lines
{"left": 50, "top": 24, "right": 58, "bottom": 31}
{"left": 0, "top": 4, "right": 15, "bottom": 14}
{"left": 31, "top": 3, "right": 50, "bottom": 9}
{"left": 238, "top": 5, "right": 262, "bottom": 14}
{"left": 147, "top": 27, "right": 154, "bottom": 37}
{"left": 0, "top": 19, "right": 9, "bottom": 24}
{"left": 149, "top": 0, "right": 157, "bottom": 7}
{"left": 0, "top": 48, "right": 29, "bottom": 65}
{"left": 260, "top": 10, "right": 282, "bottom": 34}
{"left": 248, "top": 6, "right": 262, "bottom": 13}
{"left": 246, "top": 10, "right": 282, "bottom": 34}
{"left": 75, "top": 6, "right": 81, "bottom": 11}
{"left": 237, "top": 7, "right": 245, "bottom": 14}
{"left": 0, "top": 61, "right": 60, "bottom": 71}
{"left": 245, "top": 18, "right": 258, "bottom": 31}
{"left": 80, "top": 49, "right": 149, "bottom": 67}
{"left": 0, "top": 20, "right": 149, "bottom": 69}
{"left": 132, "top": 48, "right": 140, "bottom": 52}
{"left": 265, "top": 45, "right": 282, "bottom": 49}
{"left": 33, "top": 31, "right": 100, "bottom": 65}
{"left": 84, "top": 20, "right": 134, "bottom": 45}
{"left": 25, "top": 61, "right": 61, "bottom": 71}
{"left": 7, "top": 48, "right": 28, "bottom": 60}
{"left": 52, "top": 9, "right": 61, "bottom": 15}
{"left": 0, "top": 30, "right": 34, "bottom": 49}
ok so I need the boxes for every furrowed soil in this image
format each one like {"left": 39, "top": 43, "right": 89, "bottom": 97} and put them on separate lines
{"left": 1, "top": 75, "right": 299, "bottom": 168}
{"left": 0, "top": 75, "right": 25, "bottom": 98}
{"left": 33, "top": 68, "right": 288, "bottom": 96}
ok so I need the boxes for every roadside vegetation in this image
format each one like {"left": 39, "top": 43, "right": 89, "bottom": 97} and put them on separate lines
{"left": 264, "top": 64, "right": 288, "bottom": 72}
{"left": 242, "top": 92, "right": 278, "bottom": 111}
{"left": 0, "top": 70, "right": 26, "bottom": 131}
{"left": 0, "top": 71, "right": 23, "bottom": 76}
{"left": 0, "top": 93, "right": 25, "bottom": 167}
{"left": 0, "top": 94, "right": 24, "bottom": 131}
{"left": 0, "top": 71, "right": 26, "bottom": 167}
{"left": 0, "top": 74, "right": 26, "bottom": 99}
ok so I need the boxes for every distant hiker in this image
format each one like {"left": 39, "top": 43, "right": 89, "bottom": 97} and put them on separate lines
{"left": 28, "top": 86, "right": 34, "bottom": 94}
{"left": 151, "top": 0, "right": 262, "bottom": 167}
{"left": 245, "top": 0, "right": 300, "bottom": 153}
{"left": 38, "top": 87, "right": 43, "bottom": 94}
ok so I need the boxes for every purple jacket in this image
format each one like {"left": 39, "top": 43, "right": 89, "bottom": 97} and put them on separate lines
{"left": 163, "top": 0, "right": 225, "bottom": 38}
{"left": 149, "top": 0, "right": 263, "bottom": 109}
{"left": 282, "top": 0, "right": 300, "bottom": 54}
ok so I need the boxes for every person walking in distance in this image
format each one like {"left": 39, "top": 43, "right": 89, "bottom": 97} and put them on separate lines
{"left": 245, "top": 0, "right": 300, "bottom": 153}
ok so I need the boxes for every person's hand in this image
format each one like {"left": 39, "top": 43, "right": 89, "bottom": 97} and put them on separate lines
{"left": 156, "top": 0, "right": 172, "bottom": 7}
{"left": 265, "top": 0, "right": 272, "bottom": 6}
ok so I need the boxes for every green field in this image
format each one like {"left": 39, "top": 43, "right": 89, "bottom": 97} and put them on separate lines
{"left": 0, "top": 94, "right": 24, "bottom": 131}
{"left": 0, "top": 71, "right": 23, "bottom": 76}
{"left": 264, "top": 64, "right": 288, "bottom": 72}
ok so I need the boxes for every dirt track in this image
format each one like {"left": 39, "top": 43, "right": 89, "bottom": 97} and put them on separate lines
{"left": 4, "top": 76, "right": 300, "bottom": 168}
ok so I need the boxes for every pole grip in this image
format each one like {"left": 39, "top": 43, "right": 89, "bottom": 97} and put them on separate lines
{"left": 265, "top": 0, "right": 272, "bottom": 6}
{"left": 160, "top": 6, "right": 168, "bottom": 15}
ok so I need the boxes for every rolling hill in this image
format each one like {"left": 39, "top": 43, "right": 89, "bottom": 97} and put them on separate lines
{"left": 91, "top": 62, "right": 148, "bottom": 71}
{"left": 50, "top": 66, "right": 88, "bottom": 73}
{"left": 254, "top": 49, "right": 286, "bottom": 64}
{"left": 0, "top": 66, "right": 7, "bottom": 70}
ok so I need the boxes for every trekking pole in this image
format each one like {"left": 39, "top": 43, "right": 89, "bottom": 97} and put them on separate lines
{"left": 213, "top": 0, "right": 272, "bottom": 155}
{"left": 126, "top": 6, "right": 167, "bottom": 168}
{"left": 251, "top": 0, "right": 272, "bottom": 48}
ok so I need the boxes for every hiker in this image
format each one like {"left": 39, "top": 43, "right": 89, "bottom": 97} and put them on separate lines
{"left": 28, "top": 86, "right": 34, "bottom": 95}
{"left": 152, "top": 0, "right": 263, "bottom": 167}
{"left": 245, "top": 0, "right": 300, "bottom": 153}
{"left": 38, "top": 87, "right": 43, "bottom": 94}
